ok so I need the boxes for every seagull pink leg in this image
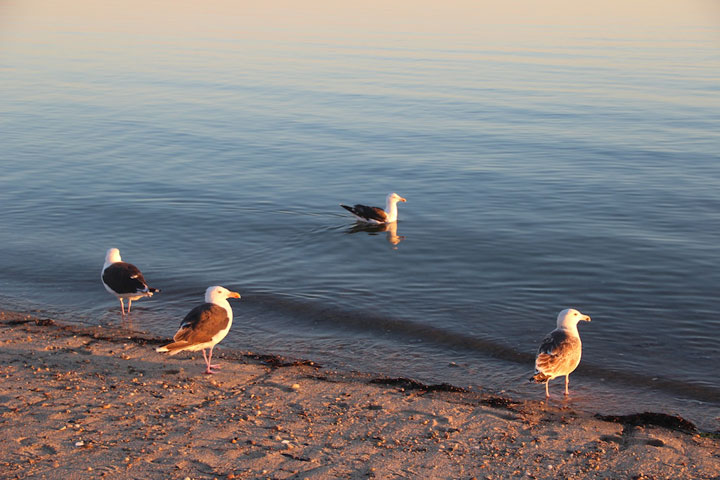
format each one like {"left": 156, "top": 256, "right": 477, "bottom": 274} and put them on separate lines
{"left": 564, "top": 375, "right": 570, "bottom": 396}
{"left": 202, "top": 349, "right": 213, "bottom": 374}
{"left": 207, "top": 347, "right": 221, "bottom": 370}
{"left": 127, "top": 299, "right": 132, "bottom": 314}
{"left": 119, "top": 299, "right": 126, "bottom": 316}
{"left": 545, "top": 380, "right": 550, "bottom": 398}
{"left": 202, "top": 348, "right": 222, "bottom": 374}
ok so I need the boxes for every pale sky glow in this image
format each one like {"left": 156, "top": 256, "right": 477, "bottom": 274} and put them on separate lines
{"left": 0, "top": 1, "right": 717, "bottom": 74}
{"left": 2, "top": 0, "right": 717, "bottom": 109}
{"left": 2, "top": 0, "right": 719, "bottom": 37}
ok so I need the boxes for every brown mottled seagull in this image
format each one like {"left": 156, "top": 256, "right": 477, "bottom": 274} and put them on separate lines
{"left": 156, "top": 286, "right": 241, "bottom": 374}
{"left": 341, "top": 192, "right": 406, "bottom": 224}
{"left": 101, "top": 248, "right": 160, "bottom": 316}
{"left": 531, "top": 308, "right": 591, "bottom": 397}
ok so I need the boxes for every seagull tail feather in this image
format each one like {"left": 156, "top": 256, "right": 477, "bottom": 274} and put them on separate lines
{"left": 530, "top": 371, "right": 550, "bottom": 383}
{"left": 155, "top": 341, "right": 190, "bottom": 355}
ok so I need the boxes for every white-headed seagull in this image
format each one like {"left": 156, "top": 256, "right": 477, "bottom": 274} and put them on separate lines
{"left": 156, "top": 286, "right": 241, "bottom": 374}
{"left": 341, "top": 192, "right": 406, "bottom": 224}
{"left": 101, "top": 248, "right": 160, "bottom": 316}
{"left": 530, "top": 308, "right": 591, "bottom": 398}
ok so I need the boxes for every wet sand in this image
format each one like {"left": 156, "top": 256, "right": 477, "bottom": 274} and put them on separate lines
{"left": 1, "top": 311, "right": 718, "bottom": 479}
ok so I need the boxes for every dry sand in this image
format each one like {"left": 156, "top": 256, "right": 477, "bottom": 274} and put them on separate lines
{"left": 1, "top": 311, "right": 718, "bottom": 480}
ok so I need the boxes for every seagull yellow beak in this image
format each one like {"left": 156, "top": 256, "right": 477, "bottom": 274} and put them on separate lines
{"left": 229, "top": 291, "right": 241, "bottom": 299}
{"left": 399, "top": 197, "right": 407, "bottom": 202}
{"left": 584, "top": 315, "right": 591, "bottom": 322}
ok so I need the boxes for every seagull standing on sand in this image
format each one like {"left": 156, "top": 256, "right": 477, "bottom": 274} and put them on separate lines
{"left": 531, "top": 308, "right": 591, "bottom": 397}
{"left": 101, "top": 248, "right": 160, "bottom": 316}
{"left": 156, "top": 286, "right": 241, "bottom": 374}
{"left": 340, "top": 192, "right": 406, "bottom": 224}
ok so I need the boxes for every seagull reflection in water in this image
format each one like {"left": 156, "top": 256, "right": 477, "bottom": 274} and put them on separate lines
{"left": 345, "top": 221, "right": 405, "bottom": 247}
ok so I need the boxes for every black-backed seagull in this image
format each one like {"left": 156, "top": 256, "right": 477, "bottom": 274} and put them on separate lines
{"left": 340, "top": 192, "right": 406, "bottom": 224}
{"left": 156, "top": 285, "right": 241, "bottom": 374}
{"left": 530, "top": 308, "right": 591, "bottom": 397}
{"left": 101, "top": 248, "right": 160, "bottom": 316}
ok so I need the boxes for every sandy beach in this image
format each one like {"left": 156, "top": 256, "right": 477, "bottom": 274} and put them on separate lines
{"left": 1, "top": 310, "right": 718, "bottom": 480}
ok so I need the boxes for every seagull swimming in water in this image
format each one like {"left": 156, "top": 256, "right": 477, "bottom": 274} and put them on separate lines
{"left": 156, "top": 286, "right": 241, "bottom": 374}
{"left": 101, "top": 248, "right": 160, "bottom": 316}
{"left": 530, "top": 308, "right": 591, "bottom": 397}
{"left": 340, "top": 192, "right": 406, "bottom": 224}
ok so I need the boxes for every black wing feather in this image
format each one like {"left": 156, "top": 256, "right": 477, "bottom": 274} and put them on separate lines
{"left": 174, "top": 303, "right": 229, "bottom": 343}
{"left": 341, "top": 204, "right": 388, "bottom": 222}
{"left": 102, "top": 262, "right": 148, "bottom": 294}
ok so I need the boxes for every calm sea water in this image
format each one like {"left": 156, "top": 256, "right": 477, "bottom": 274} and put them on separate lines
{"left": 1, "top": 2, "right": 719, "bottom": 429}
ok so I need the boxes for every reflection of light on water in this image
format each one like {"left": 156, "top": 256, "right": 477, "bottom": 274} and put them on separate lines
{"left": 345, "top": 221, "right": 405, "bottom": 248}
{"left": 385, "top": 221, "right": 405, "bottom": 247}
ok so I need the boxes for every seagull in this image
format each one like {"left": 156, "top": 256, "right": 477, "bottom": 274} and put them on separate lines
{"left": 101, "top": 248, "right": 160, "bottom": 316}
{"left": 530, "top": 308, "right": 591, "bottom": 397}
{"left": 156, "top": 286, "right": 241, "bottom": 374}
{"left": 340, "top": 192, "right": 406, "bottom": 224}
